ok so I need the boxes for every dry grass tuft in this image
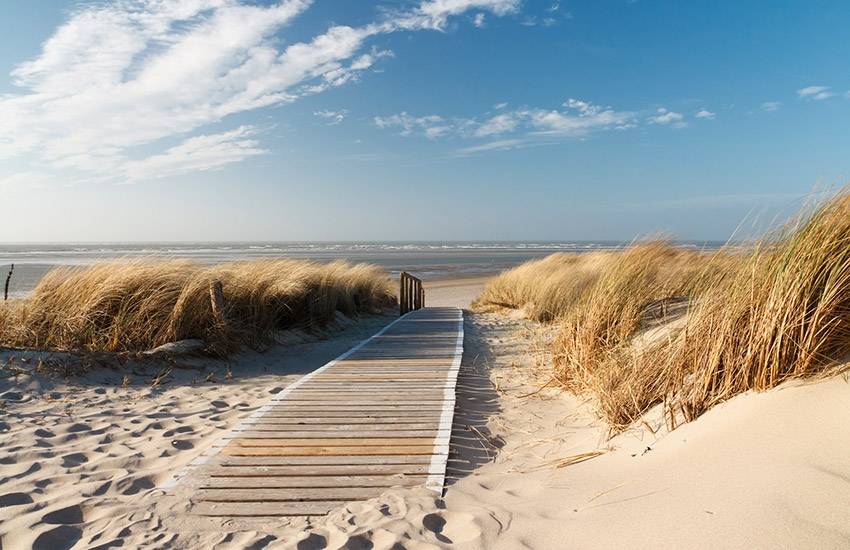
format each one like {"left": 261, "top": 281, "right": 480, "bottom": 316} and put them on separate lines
{"left": 472, "top": 252, "right": 617, "bottom": 321}
{"left": 657, "top": 191, "right": 850, "bottom": 424}
{"left": 0, "top": 259, "right": 394, "bottom": 355}
{"left": 550, "top": 242, "right": 729, "bottom": 429}
{"left": 482, "top": 191, "right": 850, "bottom": 432}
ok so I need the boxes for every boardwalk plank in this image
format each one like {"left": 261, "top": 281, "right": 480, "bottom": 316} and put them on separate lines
{"left": 179, "top": 307, "right": 462, "bottom": 518}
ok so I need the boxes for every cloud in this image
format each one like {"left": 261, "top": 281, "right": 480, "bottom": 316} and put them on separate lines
{"left": 648, "top": 108, "right": 685, "bottom": 127}
{"left": 474, "top": 113, "right": 520, "bottom": 136}
{"left": 695, "top": 109, "right": 715, "bottom": 120}
{"left": 761, "top": 101, "right": 781, "bottom": 112}
{"left": 123, "top": 126, "right": 266, "bottom": 182}
{"left": 493, "top": 102, "right": 508, "bottom": 110}
{"left": 0, "top": 0, "right": 521, "bottom": 184}
{"left": 375, "top": 98, "right": 643, "bottom": 154}
{"left": 797, "top": 85, "right": 833, "bottom": 100}
{"left": 454, "top": 138, "right": 526, "bottom": 155}
{"left": 314, "top": 109, "right": 348, "bottom": 125}
{"left": 473, "top": 13, "right": 486, "bottom": 27}
{"left": 373, "top": 112, "right": 450, "bottom": 139}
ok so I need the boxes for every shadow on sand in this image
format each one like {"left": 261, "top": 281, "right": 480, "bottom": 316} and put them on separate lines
{"left": 444, "top": 312, "right": 506, "bottom": 487}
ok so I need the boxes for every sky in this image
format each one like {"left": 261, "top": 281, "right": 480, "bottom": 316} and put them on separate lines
{"left": 0, "top": 0, "right": 848, "bottom": 242}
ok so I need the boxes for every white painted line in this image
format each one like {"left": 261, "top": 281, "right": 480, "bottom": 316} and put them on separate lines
{"left": 157, "top": 311, "right": 416, "bottom": 492}
{"left": 425, "top": 307, "right": 464, "bottom": 494}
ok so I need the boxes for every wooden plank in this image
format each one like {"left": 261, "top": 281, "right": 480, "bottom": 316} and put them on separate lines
{"left": 194, "top": 501, "right": 339, "bottom": 517}
{"left": 230, "top": 431, "right": 443, "bottom": 438}
{"left": 243, "top": 415, "right": 440, "bottom": 430}
{"left": 220, "top": 445, "right": 438, "bottom": 456}
{"left": 255, "top": 411, "right": 444, "bottom": 418}
{"left": 199, "top": 487, "right": 387, "bottom": 501}
{"left": 203, "top": 474, "right": 426, "bottom": 489}
{"left": 227, "top": 437, "right": 437, "bottom": 447}
{"left": 176, "top": 306, "right": 462, "bottom": 520}
{"left": 216, "top": 456, "right": 432, "bottom": 467}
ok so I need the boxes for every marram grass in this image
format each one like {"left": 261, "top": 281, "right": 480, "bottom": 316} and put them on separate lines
{"left": 0, "top": 259, "right": 395, "bottom": 355}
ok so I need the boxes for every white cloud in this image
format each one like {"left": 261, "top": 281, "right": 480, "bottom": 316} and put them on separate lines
{"left": 649, "top": 107, "right": 685, "bottom": 127}
{"left": 314, "top": 109, "right": 348, "bottom": 124}
{"left": 695, "top": 109, "right": 715, "bottom": 120}
{"left": 123, "top": 126, "right": 266, "bottom": 182}
{"left": 493, "top": 102, "right": 508, "bottom": 110}
{"left": 0, "top": 0, "right": 521, "bottom": 184}
{"left": 374, "top": 112, "right": 448, "bottom": 138}
{"left": 474, "top": 113, "right": 520, "bottom": 136}
{"left": 797, "top": 86, "right": 833, "bottom": 100}
{"left": 473, "top": 13, "right": 486, "bottom": 27}
{"left": 455, "top": 138, "right": 526, "bottom": 155}
{"left": 375, "top": 98, "right": 640, "bottom": 154}
{"left": 761, "top": 101, "right": 781, "bottom": 112}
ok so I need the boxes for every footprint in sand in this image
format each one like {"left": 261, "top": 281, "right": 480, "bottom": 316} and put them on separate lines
{"left": 296, "top": 533, "right": 327, "bottom": 550}
{"left": 422, "top": 511, "right": 481, "bottom": 544}
{"left": 66, "top": 423, "right": 91, "bottom": 433}
{"left": 34, "top": 428, "right": 55, "bottom": 438}
{"left": 42, "top": 504, "right": 84, "bottom": 524}
{"left": 61, "top": 453, "right": 89, "bottom": 468}
{"left": 0, "top": 492, "right": 34, "bottom": 507}
{"left": 171, "top": 439, "right": 193, "bottom": 450}
{"left": 33, "top": 525, "right": 82, "bottom": 550}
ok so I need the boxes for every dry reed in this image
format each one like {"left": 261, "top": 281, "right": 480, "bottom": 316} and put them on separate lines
{"left": 482, "top": 191, "right": 850, "bottom": 432}
{"left": 656, "top": 191, "right": 850, "bottom": 424}
{"left": 0, "top": 259, "right": 394, "bottom": 355}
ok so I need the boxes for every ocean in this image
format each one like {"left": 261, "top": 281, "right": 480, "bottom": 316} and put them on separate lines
{"left": 0, "top": 241, "right": 724, "bottom": 298}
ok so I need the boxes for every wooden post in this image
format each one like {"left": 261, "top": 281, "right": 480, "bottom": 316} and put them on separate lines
{"left": 3, "top": 264, "right": 13, "bottom": 301}
{"left": 209, "top": 280, "right": 226, "bottom": 327}
{"left": 399, "top": 273, "right": 406, "bottom": 315}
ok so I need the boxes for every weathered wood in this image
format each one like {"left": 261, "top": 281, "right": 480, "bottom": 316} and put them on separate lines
{"left": 194, "top": 501, "right": 341, "bottom": 517}
{"left": 228, "top": 437, "right": 437, "bottom": 447}
{"left": 229, "top": 430, "right": 443, "bottom": 438}
{"left": 217, "top": 455, "right": 433, "bottom": 467}
{"left": 181, "top": 307, "right": 461, "bottom": 519}
{"left": 3, "top": 264, "right": 12, "bottom": 301}
{"left": 242, "top": 417, "right": 443, "bottom": 425}
{"left": 256, "top": 411, "right": 445, "bottom": 418}
{"left": 209, "top": 280, "right": 226, "bottom": 327}
{"left": 199, "top": 487, "right": 387, "bottom": 502}
{"left": 203, "top": 474, "right": 426, "bottom": 489}
{"left": 220, "top": 445, "right": 439, "bottom": 456}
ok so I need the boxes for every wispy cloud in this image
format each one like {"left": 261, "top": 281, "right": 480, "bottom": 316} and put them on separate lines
{"left": 315, "top": 109, "right": 348, "bottom": 125}
{"left": 695, "top": 109, "right": 715, "bottom": 120}
{"left": 374, "top": 98, "right": 701, "bottom": 155}
{"left": 648, "top": 107, "right": 685, "bottom": 127}
{"left": 761, "top": 101, "right": 782, "bottom": 112}
{"left": 123, "top": 126, "right": 266, "bottom": 182}
{"left": 797, "top": 85, "right": 833, "bottom": 100}
{"left": 0, "top": 0, "right": 522, "bottom": 184}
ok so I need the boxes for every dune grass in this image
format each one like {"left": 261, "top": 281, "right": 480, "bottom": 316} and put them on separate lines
{"left": 656, "top": 191, "right": 850, "bottom": 425}
{"left": 478, "top": 193, "right": 850, "bottom": 430}
{"left": 0, "top": 259, "right": 395, "bottom": 355}
{"left": 472, "top": 252, "right": 617, "bottom": 321}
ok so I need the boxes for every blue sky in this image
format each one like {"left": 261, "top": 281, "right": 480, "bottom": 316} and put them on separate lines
{"left": 0, "top": 0, "right": 848, "bottom": 242}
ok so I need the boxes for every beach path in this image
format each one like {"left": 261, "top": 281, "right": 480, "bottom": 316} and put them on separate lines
{"left": 169, "top": 306, "right": 463, "bottom": 517}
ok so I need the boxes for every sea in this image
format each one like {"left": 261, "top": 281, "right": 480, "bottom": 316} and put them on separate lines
{"left": 0, "top": 241, "right": 724, "bottom": 298}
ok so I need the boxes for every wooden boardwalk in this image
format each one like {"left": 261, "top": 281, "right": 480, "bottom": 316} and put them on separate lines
{"left": 164, "top": 306, "right": 464, "bottom": 517}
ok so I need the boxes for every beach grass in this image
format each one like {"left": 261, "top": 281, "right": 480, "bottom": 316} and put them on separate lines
{"left": 0, "top": 259, "right": 395, "bottom": 355}
{"left": 477, "top": 191, "right": 850, "bottom": 431}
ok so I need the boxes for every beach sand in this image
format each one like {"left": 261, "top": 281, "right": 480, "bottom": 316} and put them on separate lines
{"left": 2, "top": 277, "right": 849, "bottom": 548}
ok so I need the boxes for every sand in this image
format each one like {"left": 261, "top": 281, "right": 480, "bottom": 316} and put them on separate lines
{"left": 2, "top": 277, "right": 850, "bottom": 548}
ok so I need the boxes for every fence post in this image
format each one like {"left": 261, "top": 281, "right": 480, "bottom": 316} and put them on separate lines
{"left": 3, "top": 264, "right": 13, "bottom": 301}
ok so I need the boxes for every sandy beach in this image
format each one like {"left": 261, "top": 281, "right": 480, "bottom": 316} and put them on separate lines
{"left": 2, "top": 271, "right": 849, "bottom": 549}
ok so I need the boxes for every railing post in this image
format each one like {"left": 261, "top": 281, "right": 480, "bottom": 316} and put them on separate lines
{"left": 400, "top": 272, "right": 426, "bottom": 315}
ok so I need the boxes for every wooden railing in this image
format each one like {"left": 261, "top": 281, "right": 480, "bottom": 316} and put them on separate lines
{"left": 399, "top": 272, "right": 425, "bottom": 315}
